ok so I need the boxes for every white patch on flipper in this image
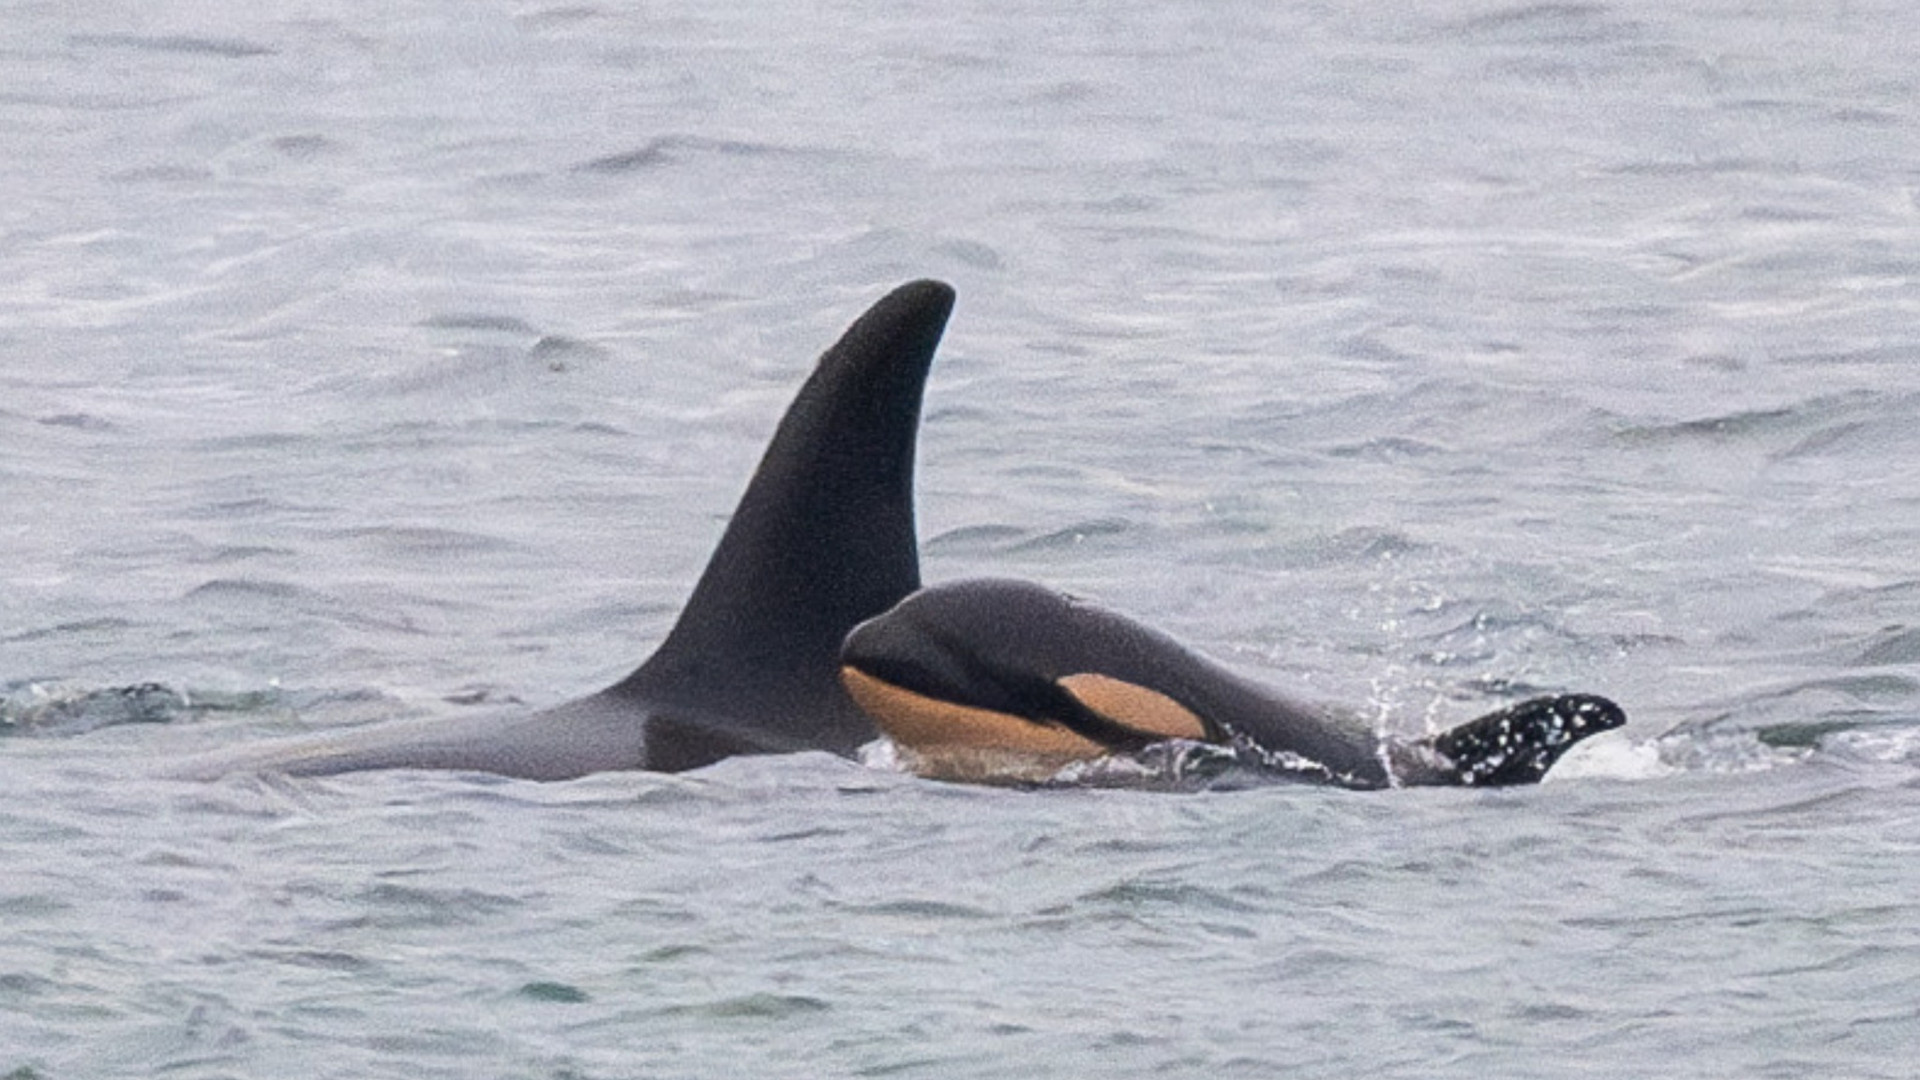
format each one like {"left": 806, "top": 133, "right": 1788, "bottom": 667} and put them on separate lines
{"left": 1539, "top": 729, "right": 1672, "bottom": 782}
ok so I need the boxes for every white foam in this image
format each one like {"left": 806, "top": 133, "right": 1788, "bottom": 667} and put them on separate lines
{"left": 856, "top": 736, "right": 908, "bottom": 773}
{"left": 1822, "top": 725, "right": 1920, "bottom": 766}
{"left": 1539, "top": 730, "right": 1675, "bottom": 783}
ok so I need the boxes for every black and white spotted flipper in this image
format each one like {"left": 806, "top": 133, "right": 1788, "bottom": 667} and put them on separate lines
{"left": 1417, "top": 694, "right": 1626, "bottom": 787}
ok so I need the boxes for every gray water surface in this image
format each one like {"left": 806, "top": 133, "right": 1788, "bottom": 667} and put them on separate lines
{"left": 5, "top": 1, "right": 1920, "bottom": 1076}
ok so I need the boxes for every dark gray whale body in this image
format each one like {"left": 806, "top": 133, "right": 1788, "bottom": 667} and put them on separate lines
{"left": 175, "top": 280, "right": 957, "bottom": 780}
{"left": 175, "top": 279, "right": 1624, "bottom": 790}
{"left": 840, "top": 578, "right": 1625, "bottom": 788}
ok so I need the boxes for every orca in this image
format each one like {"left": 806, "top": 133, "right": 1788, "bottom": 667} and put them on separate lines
{"left": 839, "top": 578, "right": 1625, "bottom": 787}
{"left": 173, "top": 280, "right": 956, "bottom": 780}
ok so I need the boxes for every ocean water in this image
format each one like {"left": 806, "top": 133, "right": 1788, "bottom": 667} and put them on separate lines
{"left": 4, "top": 0, "right": 1920, "bottom": 1076}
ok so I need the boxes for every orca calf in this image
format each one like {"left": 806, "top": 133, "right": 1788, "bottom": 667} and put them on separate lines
{"left": 174, "top": 280, "right": 956, "bottom": 780}
{"left": 840, "top": 578, "right": 1625, "bottom": 788}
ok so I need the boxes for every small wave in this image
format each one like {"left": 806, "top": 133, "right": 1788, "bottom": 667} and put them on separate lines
{"left": 1078, "top": 877, "right": 1265, "bottom": 915}
{"left": 1854, "top": 626, "right": 1920, "bottom": 666}
{"left": 1408, "top": 603, "right": 1580, "bottom": 669}
{"left": 191, "top": 544, "right": 296, "bottom": 565}
{"left": 527, "top": 334, "right": 609, "bottom": 370}
{"left": 3, "top": 616, "right": 135, "bottom": 645}
{"left": 1736, "top": 204, "right": 1836, "bottom": 224}
{"left": 269, "top": 133, "right": 334, "bottom": 160}
{"left": 841, "top": 899, "right": 995, "bottom": 920}
{"left": 352, "top": 883, "right": 520, "bottom": 930}
{"left": 1604, "top": 156, "right": 1774, "bottom": 178}
{"left": 655, "top": 993, "right": 831, "bottom": 1021}
{"left": 183, "top": 496, "right": 318, "bottom": 522}
{"left": 330, "top": 525, "right": 519, "bottom": 558}
{"left": 189, "top": 431, "right": 315, "bottom": 453}
{"left": 924, "top": 523, "right": 1029, "bottom": 553}
{"left": 1612, "top": 390, "right": 1892, "bottom": 454}
{"left": 1, "top": 682, "right": 185, "bottom": 737}
{"left": 1312, "top": 525, "right": 1429, "bottom": 564}
{"left": 248, "top": 948, "right": 379, "bottom": 974}
{"left": 1651, "top": 708, "right": 1883, "bottom": 776}
{"left": 418, "top": 313, "right": 539, "bottom": 335}
{"left": 573, "top": 135, "right": 812, "bottom": 175}
{"left": 1615, "top": 405, "right": 1801, "bottom": 445}
{"left": 1325, "top": 436, "right": 1451, "bottom": 461}
{"left": 1, "top": 682, "right": 283, "bottom": 738}
{"left": 1750, "top": 673, "right": 1920, "bottom": 709}
{"left": 441, "top": 686, "right": 527, "bottom": 708}
{"left": 1820, "top": 724, "right": 1920, "bottom": 767}
{"left": 932, "top": 237, "right": 1004, "bottom": 271}
{"left": 107, "top": 164, "right": 214, "bottom": 184}
{"left": 69, "top": 33, "right": 276, "bottom": 59}
{"left": 1442, "top": 3, "right": 1626, "bottom": 45}
{"left": 1777, "top": 420, "right": 1871, "bottom": 459}
{"left": 1776, "top": 345, "right": 1920, "bottom": 368}
{"left": 1008, "top": 518, "right": 1132, "bottom": 552}
{"left": 184, "top": 577, "right": 318, "bottom": 603}
{"left": 1660, "top": 735, "right": 1806, "bottom": 775}
{"left": 1753, "top": 717, "right": 1882, "bottom": 751}
{"left": 35, "top": 412, "right": 116, "bottom": 431}
{"left": 518, "top": 981, "right": 589, "bottom": 1004}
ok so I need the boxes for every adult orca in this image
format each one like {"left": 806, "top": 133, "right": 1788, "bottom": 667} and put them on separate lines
{"left": 840, "top": 578, "right": 1625, "bottom": 788}
{"left": 173, "top": 280, "right": 956, "bottom": 780}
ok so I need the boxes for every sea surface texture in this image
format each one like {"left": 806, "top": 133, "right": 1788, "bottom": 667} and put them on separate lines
{"left": 5, "top": 1, "right": 1919, "bottom": 1076}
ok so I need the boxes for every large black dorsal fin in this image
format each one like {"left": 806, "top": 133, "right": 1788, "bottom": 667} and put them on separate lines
{"left": 614, "top": 280, "right": 956, "bottom": 754}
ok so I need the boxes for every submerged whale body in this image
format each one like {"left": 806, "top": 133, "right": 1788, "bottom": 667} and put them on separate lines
{"left": 173, "top": 280, "right": 957, "bottom": 780}
{"left": 840, "top": 578, "right": 1625, "bottom": 788}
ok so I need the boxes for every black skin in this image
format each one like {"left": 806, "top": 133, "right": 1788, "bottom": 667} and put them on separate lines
{"left": 842, "top": 578, "right": 1627, "bottom": 788}
{"left": 170, "top": 280, "right": 956, "bottom": 781}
